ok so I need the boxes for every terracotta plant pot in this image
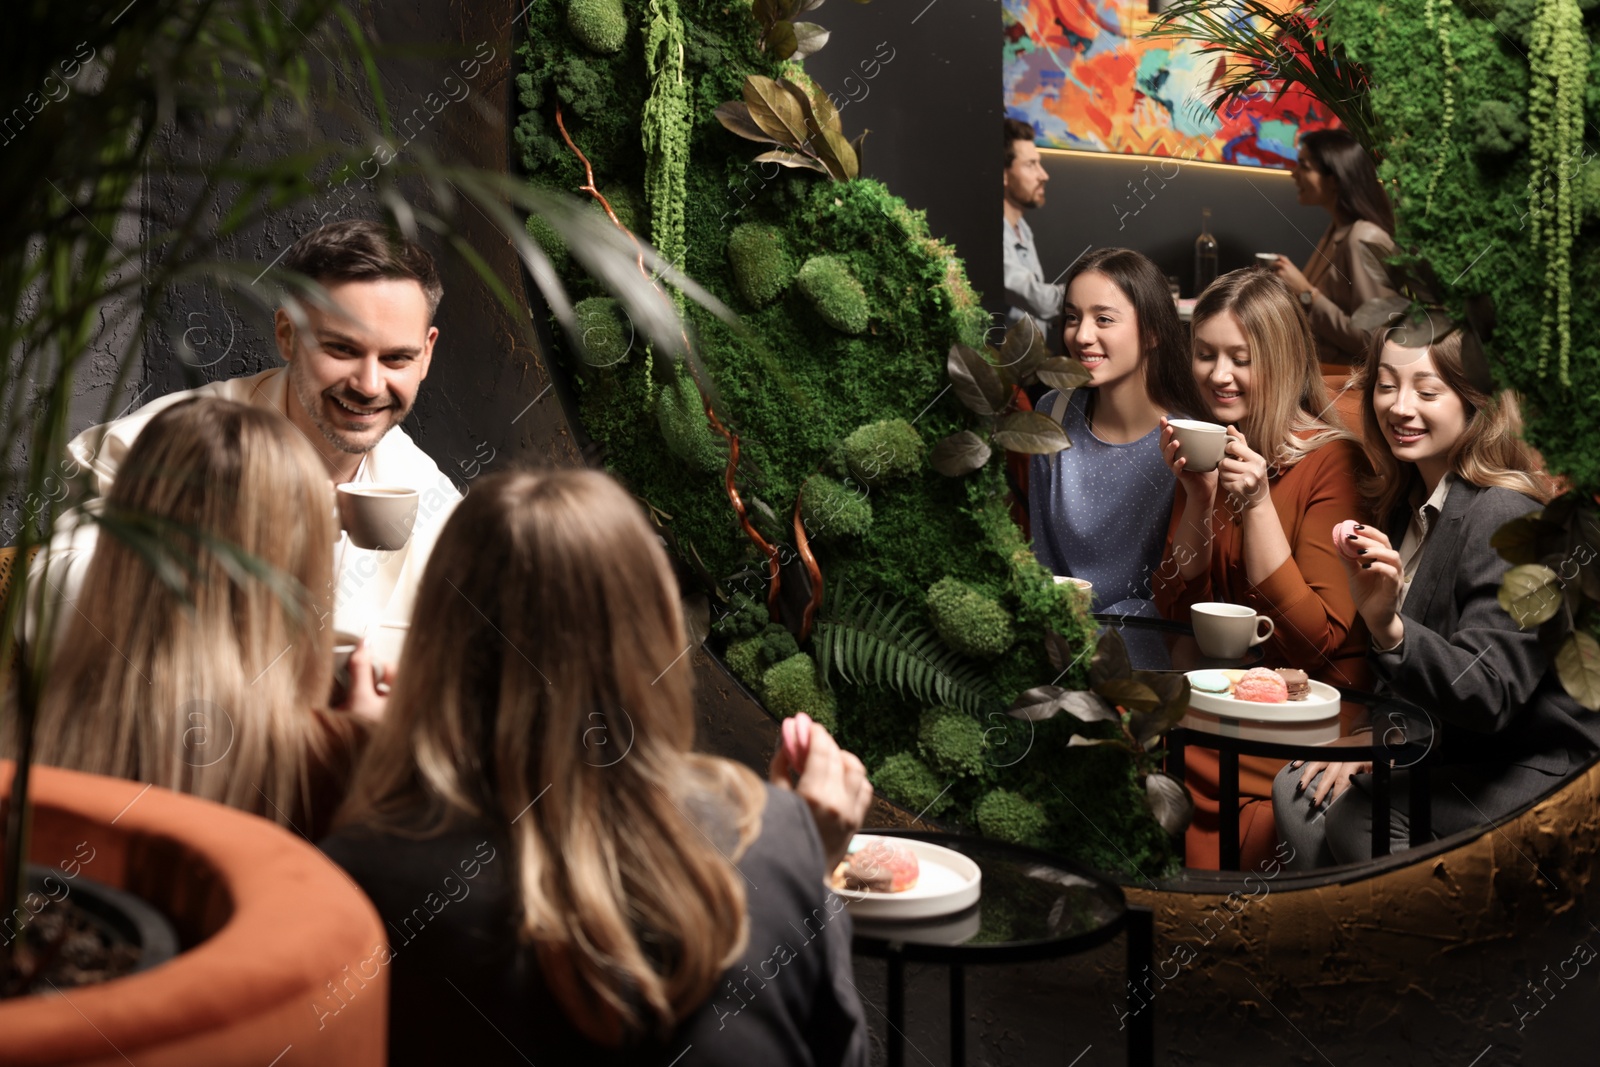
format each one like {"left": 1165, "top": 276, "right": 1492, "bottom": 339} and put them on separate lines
{"left": 0, "top": 763, "right": 386, "bottom": 1066}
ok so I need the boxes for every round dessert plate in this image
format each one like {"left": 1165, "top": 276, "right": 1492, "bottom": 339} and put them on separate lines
{"left": 1181, "top": 673, "right": 1343, "bottom": 744}
{"left": 833, "top": 835, "right": 982, "bottom": 920}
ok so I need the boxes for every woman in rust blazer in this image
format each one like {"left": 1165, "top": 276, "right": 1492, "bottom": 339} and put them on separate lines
{"left": 1153, "top": 269, "right": 1370, "bottom": 870}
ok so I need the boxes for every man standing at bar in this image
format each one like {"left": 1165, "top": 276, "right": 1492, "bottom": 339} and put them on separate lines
{"left": 34, "top": 219, "right": 462, "bottom": 642}
{"left": 1003, "top": 118, "right": 1063, "bottom": 351}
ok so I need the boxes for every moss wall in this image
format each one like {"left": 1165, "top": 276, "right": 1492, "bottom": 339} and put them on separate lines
{"left": 1330, "top": 0, "right": 1599, "bottom": 492}
{"left": 514, "top": 0, "right": 1175, "bottom": 875}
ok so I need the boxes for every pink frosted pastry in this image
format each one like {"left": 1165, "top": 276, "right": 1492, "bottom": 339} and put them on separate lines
{"left": 1234, "top": 667, "right": 1289, "bottom": 704}
{"left": 1332, "top": 519, "right": 1362, "bottom": 560}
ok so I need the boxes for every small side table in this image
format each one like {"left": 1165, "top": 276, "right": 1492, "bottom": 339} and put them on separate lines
{"left": 849, "top": 831, "right": 1153, "bottom": 1067}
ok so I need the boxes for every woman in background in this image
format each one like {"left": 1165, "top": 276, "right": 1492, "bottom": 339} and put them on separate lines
{"left": 1155, "top": 269, "right": 1369, "bottom": 869}
{"left": 323, "top": 469, "right": 872, "bottom": 1067}
{"left": 27, "top": 398, "right": 377, "bottom": 838}
{"left": 1273, "top": 327, "right": 1594, "bottom": 867}
{"left": 1268, "top": 128, "right": 1400, "bottom": 370}
{"left": 1028, "top": 247, "right": 1190, "bottom": 617}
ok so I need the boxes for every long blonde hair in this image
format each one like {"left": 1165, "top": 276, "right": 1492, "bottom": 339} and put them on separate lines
{"left": 32, "top": 398, "right": 337, "bottom": 826}
{"left": 1189, "top": 269, "right": 1357, "bottom": 467}
{"left": 1359, "top": 329, "right": 1558, "bottom": 521}
{"left": 336, "top": 469, "right": 766, "bottom": 1045}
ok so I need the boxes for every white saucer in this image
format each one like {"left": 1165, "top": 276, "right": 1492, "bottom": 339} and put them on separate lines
{"left": 1181, "top": 672, "right": 1343, "bottom": 744}
{"left": 833, "top": 835, "right": 982, "bottom": 920}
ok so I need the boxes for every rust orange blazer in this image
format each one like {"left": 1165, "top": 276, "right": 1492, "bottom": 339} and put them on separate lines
{"left": 1154, "top": 436, "right": 1372, "bottom": 869}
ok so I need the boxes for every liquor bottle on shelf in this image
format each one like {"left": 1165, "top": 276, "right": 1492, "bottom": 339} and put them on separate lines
{"left": 1194, "top": 207, "right": 1219, "bottom": 294}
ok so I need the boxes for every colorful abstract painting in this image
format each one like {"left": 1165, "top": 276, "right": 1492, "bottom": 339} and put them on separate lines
{"left": 1003, "top": 0, "right": 1336, "bottom": 168}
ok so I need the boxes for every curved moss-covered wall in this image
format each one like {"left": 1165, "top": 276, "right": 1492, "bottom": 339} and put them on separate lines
{"left": 514, "top": 0, "right": 1173, "bottom": 874}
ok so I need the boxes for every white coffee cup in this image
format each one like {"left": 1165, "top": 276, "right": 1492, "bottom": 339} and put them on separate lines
{"left": 1191, "top": 602, "right": 1274, "bottom": 660}
{"left": 1052, "top": 575, "right": 1093, "bottom": 595}
{"left": 1168, "top": 419, "right": 1230, "bottom": 474}
{"left": 337, "top": 484, "right": 419, "bottom": 551}
{"left": 1255, "top": 252, "right": 1281, "bottom": 268}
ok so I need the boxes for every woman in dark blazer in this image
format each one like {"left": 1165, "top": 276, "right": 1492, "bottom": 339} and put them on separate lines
{"left": 1272, "top": 326, "right": 1598, "bottom": 867}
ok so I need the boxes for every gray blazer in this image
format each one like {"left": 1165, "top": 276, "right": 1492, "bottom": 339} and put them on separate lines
{"left": 1374, "top": 480, "right": 1600, "bottom": 822}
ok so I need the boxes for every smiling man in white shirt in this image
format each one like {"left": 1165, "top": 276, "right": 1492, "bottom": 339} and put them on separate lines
{"left": 36, "top": 220, "right": 463, "bottom": 642}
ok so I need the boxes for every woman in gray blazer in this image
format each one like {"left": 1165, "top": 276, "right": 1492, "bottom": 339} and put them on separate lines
{"left": 1272, "top": 325, "right": 1596, "bottom": 868}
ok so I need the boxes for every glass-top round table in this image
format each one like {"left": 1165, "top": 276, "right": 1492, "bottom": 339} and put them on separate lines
{"left": 849, "top": 830, "right": 1152, "bottom": 1067}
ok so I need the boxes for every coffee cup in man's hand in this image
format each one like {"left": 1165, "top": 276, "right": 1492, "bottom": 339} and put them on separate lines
{"left": 337, "top": 484, "right": 419, "bottom": 551}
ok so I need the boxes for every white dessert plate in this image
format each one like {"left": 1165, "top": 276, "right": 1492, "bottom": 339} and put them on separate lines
{"left": 1181, "top": 672, "right": 1343, "bottom": 744}
{"left": 832, "top": 835, "right": 982, "bottom": 920}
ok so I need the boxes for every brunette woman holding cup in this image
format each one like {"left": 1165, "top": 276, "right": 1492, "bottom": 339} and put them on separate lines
{"left": 1272, "top": 323, "right": 1596, "bottom": 868}
{"left": 1153, "top": 269, "right": 1370, "bottom": 869}
{"left": 1027, "top": 247, "right": 1193, "bottom": 617}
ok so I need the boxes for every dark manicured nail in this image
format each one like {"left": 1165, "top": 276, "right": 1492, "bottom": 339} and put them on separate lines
{"left": 1346, "top": 534, "right": 1358, "bottom": 541}
{"left": 1358, "top": 548, "right": 1368, "bottom": 556}
{"left": 1362, "top": 561, "right": 1373, "bottom": 569}
{"left": 1354, "top": 524, "right": 1365, "bottom": 530}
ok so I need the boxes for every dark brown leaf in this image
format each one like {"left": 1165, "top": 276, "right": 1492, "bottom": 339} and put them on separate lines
{"left": 929, "top": 430, "right": 992, "bottom": 477}
{"left": 1043, "top": 631, "right": 1076, "bottom": 672}
{"left": 1490, "top": 514, "right": 1552, "bottom": 565}
{"left": 714, "top": 102, "right": 782, "bottom": 145}
{"left": 752, "top": 149, "right": 830, "bottom": 176}
{"left": 996, "top": 317, "right": 1048, "bottom": 380}
{"left": 1145, "top": 772, "right": 1195, "bottom": 836}
{"left": 766, "top": 20, "right": 799, "bottom": 59}
{"left": 744, "top": 75, "right": 811, "bottom": 148}
{"left": 947, "top": 344, "right": 1010, "bottom": 416}
{"left": 1096, "top": 678, "right": 1161, "bottom": 713}
{"left": 992, "top": 411, "right": 1072, "bottom": 454}
{"left": 850, "top": 129, "right": 868, "bottom": 171}
{"left": 1035, "top": 357, "right": 1094, "bottom": 393}
{"left": 816, "top": 126, "right": 858, "bottom": 180}
{"left": 1089, "top": 628, "right": 1130, "bottom": 689}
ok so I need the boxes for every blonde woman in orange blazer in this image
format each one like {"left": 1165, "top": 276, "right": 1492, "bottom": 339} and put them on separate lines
{"left": 1153, "top": 269, "right": 1371, "bottom": 870}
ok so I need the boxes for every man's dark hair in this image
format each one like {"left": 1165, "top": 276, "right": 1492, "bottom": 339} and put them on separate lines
{"left": 1003, "top": 118, "right": 1036, "bottom": 169}
{"left": 280, "top": 220, "right": 444, "bottom": 319}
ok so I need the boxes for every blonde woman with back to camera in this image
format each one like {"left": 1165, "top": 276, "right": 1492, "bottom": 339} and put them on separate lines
{"left": 322, "top": 469, "right": 874, "bottom": 1067}
{"left": 24, "top": 398, "right": 382, "bottom": 839}
{"left": 1153, "top": 269, "right": 1370, "bottom": 870}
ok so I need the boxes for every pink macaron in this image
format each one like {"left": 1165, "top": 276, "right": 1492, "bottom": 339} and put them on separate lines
{"left": 1332, "top": 519, "right": 1362, "bottom": 561}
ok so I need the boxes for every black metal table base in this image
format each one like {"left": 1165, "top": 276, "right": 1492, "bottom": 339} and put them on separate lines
{"left": 875, "top": 906, "right": 1154, "bottom": 1067}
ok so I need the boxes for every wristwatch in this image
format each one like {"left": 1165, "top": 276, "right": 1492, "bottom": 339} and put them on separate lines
{"left": 1298, "top": 288, "right": 1315, "bottom": 307}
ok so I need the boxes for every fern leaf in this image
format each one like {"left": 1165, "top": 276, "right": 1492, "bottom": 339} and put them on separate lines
{"left": 813, "top": 592, "right": 1001, "bottom": 715}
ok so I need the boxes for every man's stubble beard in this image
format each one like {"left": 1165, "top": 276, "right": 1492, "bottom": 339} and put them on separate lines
{"left": 290, "top": 363, "right": 406, "bottom": 457}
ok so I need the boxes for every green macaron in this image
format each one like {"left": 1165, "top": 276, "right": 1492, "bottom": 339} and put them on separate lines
{"left": 1189, "top": 670, "right": 1231, "bottom": 695}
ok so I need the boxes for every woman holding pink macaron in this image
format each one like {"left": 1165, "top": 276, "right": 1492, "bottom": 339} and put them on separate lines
{"left": 1151, "top": 268, "right": 1370, "bottom": 870}
{"left": 1271, "top": 323, "right": 1599, "bottom": 868}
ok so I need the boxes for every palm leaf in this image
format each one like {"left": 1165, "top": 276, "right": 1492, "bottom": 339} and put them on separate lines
{"left": 813, "top": 587, "right": 1002, "bottom": 716}
{"left": 1146, "top": 1, "right": 1376, "bottom": 152}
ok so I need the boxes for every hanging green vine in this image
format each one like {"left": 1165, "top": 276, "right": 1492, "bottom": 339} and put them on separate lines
{"left": 1422, "top": 0, "right": 1456, "bottom": 218}
{"left": 642, "top": 0, "right": 689, "bottom": 282}
{"left": 1527, "top": 0, "right": 1587, "bottom": 386}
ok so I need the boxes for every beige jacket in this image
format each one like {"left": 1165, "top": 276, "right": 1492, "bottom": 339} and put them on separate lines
{"left": 33, "top": 367, "right": 461, "bottom": 641}
{"left": 1303, "top": 219, "right": 1398, "bottom": 366}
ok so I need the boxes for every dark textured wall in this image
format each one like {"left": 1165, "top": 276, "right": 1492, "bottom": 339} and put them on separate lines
{"left": 1032, "top": 151, "right": 1329, "bottom": 299}
{"left": 804, "top": 0, "right": 1005, "bottom": 316}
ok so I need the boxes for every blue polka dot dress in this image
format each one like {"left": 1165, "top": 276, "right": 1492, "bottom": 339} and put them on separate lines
{"left": 1027, "top": 389, "right": 1176, "bottom": 617}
